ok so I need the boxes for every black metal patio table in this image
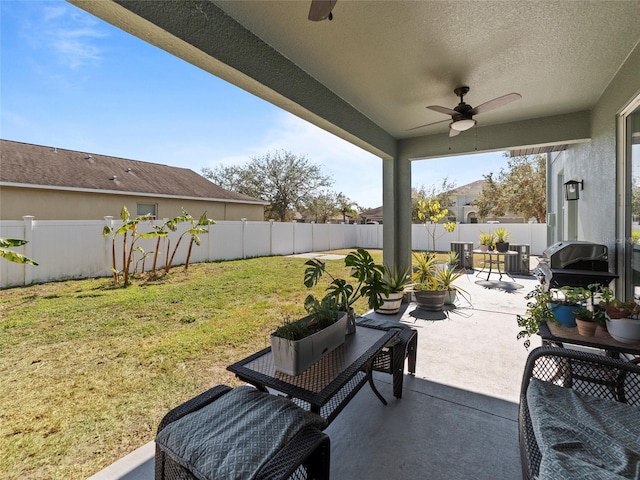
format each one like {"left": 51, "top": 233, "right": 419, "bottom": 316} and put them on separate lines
{"left": 227, "top": 325, "right": 398, "bottom": 425}
{"left": 474, "top": 249, "right": 518, "bottom": 281}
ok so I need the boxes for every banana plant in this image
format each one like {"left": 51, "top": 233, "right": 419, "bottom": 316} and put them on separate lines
{"left": 165, "top": 209, "right": 215, "bottom": 272}
{"left": 102, "top": 206, "right": 166, "bottom": 285}
{"left": 0, "top": 238, "right": 38, "bottom": 265}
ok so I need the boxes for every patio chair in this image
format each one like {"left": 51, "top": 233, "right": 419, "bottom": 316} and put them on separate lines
{"left": 155, "top": 385, "right": 330, "bottom": 480}
{"left": 519, "top": 346, "right": 640, "bottom": 480}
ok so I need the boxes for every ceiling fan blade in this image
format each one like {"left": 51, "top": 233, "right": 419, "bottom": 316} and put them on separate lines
{"left": 308, "top": 0, "right": 337, "bottom": 21}
{"left": 470, "top": 93, "right": 522, "bottom": 115}
{"left": 427, "top": 105, "right": 458, "bottom": 116}
{"left": 407, "top": 118, "right": 450, "bottom": 131}
{"left": 449, "top": 126, "right": 461, "bottom": 137}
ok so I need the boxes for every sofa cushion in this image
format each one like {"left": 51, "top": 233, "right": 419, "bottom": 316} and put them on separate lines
{"left": 155, "top": 386, "right": 327, "bottom": 480}
{"left": 527, "top": 378, "right": 640, "bottom": 479}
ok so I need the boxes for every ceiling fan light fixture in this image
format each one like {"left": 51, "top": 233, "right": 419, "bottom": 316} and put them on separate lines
{"left": 450, "top": 118, "right": 476, "bottom": 131}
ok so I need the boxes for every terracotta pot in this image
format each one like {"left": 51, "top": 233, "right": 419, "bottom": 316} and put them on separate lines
{"left": 575, "top": 319, "right": 597, "bottom": 337}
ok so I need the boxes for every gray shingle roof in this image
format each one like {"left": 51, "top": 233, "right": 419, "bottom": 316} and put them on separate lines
{"left": 0, "top": 139, "right": 266, "bottom": 204}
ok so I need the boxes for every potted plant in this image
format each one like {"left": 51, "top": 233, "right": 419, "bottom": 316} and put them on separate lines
{"left": 375, "top": 264, "right": 412, "bottom": 315}
{"left": 478, "top": 232, "right": 495, "bottom": 252}
{"left": 271, "top": 296, "right": 347, "bottom": 376}
{"left": 494, "top": 227, "right": 511, "bottom": 253}
{"left": 410, "top": 251, "right": 447, "bottom": 311}
{"left": 605, "top": 299, "right": 640, "bottom": 343}
{"left": 549, "top": 286, "right": 590, "bottom": 327}
{"left": 434, "top": 263, "right": 470, "bottom": 306}
{"left": 303, "top": 248, "right": 388, "bottom": 333}
{"left": 517, "top": 285, "right": 554, "bottom": 349}
{"left": 572, "top": 307, "right": 604, "bottom": 337}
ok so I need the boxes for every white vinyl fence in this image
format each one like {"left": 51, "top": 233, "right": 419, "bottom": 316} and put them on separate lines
{"left": 1, "top": 217, "right": 545, "bottom": 288}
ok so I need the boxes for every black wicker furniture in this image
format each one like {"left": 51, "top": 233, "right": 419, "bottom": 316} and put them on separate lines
{"left": 356, "top": 317, "right": 418, "bottom": 398}
{"left": 519, "top": 346, "right": 640, "bottom": 480}
{"left": 227, "top": 325, "right": 398, "bottom": 424}
{"left": 155, "top": 385, "right": 330, "bottom": 480}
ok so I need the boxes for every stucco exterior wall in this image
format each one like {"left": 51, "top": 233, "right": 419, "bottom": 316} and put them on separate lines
{"left": 0, "top": 186, "right": 265, "bottom": 221}
{"left": 548, "top": 43, "right": 640, "bottom": 274}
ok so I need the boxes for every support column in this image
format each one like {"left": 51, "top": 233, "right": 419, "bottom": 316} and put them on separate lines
{"left": 383, "top": 155, "right": 412, "bottom": 274}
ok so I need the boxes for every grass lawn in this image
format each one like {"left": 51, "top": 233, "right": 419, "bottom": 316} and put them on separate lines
{"left": 0, "top": 250, "right": 384, "bottom": 479}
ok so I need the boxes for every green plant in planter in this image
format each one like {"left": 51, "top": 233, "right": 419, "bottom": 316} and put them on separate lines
{"left": 605, "top": 299, "right": 640, "bottom": 319}
{"left": 517, "top": 285, "right": 554, "bottom": 349}
{"left": 382, "top": 264, "right": 412, "bottom": 292}
{"left": 478, "top": 231, "right": 495, "bottom": 250}
{"left": 494, "top": 227, "right": 510, "bottom": 244}
{"left": 572, "top": 307, "right": 606, "bottom": 325}
{"left": 411, "top": 251, "right": 444, "bottom": 290}
{"left": 274, "top": 296, "right": 340, "bottom": 341}
{"left": 435, "top": 264, "right": 471, "bottom": 304}
{"left": 303, "top": 249, "right": 389, "bottom": 332}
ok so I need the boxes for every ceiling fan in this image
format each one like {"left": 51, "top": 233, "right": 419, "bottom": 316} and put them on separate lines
{"left": 409, "top": 86, "right": 522, "bottom": 137}
{"left": 308, "top": 0, "right": 337, "bottom": 21}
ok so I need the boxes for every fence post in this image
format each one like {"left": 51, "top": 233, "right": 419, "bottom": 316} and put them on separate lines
{"left": 241, "top": 218, "right": 247, "bottom": 259}
{"left": 292, "top": 220, "right": 297, "bottom": 254}
{"left": 22, "top": 216, "right": 34, "bottom": 286}
{"left": 103, "top": 216, "right": 114, "bottom": 275}
{"left": 269, "top": 219, "right": 274, "bottom": 256}
{"left": 311, "top": 222, "right": 315, "bottom": 253}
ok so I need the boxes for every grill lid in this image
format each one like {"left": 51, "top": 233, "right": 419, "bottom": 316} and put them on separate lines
{"left": 542, "top": 241, "right": 608, "bottom": 269}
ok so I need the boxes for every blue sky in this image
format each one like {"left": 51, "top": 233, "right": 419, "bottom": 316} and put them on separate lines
{"left": 1, "top": 0, "right": 510, "bottom": 209}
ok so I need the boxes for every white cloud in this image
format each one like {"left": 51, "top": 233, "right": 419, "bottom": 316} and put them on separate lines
{"left": 22, "top": 3, "right": 107, "bottom": 72}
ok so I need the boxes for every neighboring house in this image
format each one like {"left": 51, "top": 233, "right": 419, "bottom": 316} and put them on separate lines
{"left": 359, "top": 206, "right": 383, "bottom": 224}
{"left": 446, "top": 180, "right": 527, "bottom": 224}
{"left": 0, "top": 140, "right": 268, "bottom": 221}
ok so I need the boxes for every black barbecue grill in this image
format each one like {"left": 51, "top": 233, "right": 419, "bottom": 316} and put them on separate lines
{"left": 534, "top": 241, "right": 617, "bottom": 289}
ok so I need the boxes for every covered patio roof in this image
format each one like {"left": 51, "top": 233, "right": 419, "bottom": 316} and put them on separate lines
{"left": 69, "top": 0, "right": 640, "bottom": 269}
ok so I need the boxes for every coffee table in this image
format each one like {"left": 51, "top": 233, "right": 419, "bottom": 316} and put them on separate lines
{"left": 227, "top": 325, "right": 398, "bottom": 424}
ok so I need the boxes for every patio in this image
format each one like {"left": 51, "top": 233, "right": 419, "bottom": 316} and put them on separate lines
{"left": 89, "top": 270, "right": 542, "bottom": 480}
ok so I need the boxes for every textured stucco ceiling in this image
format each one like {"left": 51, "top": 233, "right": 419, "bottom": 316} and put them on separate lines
{"left": 214, "top": 0, "right": 640, "bottom": 138}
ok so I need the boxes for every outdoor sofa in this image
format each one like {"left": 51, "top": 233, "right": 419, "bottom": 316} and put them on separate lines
{"left": 519, "top": 346, "right": 640, "bottom": 479}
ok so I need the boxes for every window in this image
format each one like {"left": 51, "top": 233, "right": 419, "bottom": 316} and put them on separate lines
{"left": 624, "top": 103, "right": 640, "bottom": 298}
{"left": 137, "top": 203, "right": 157, "bottom": 219}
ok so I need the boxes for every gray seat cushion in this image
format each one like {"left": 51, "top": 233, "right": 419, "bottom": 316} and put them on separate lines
{"left": 156, "top": 386, "right": 327, "bottom": 480}
{"left": 527, "top": 378, "right": 640, "bottom": 479}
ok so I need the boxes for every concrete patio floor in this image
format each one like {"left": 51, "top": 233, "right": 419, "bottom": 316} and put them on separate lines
{"left": 89, "top": 269, "right": 542, "bottom": 480}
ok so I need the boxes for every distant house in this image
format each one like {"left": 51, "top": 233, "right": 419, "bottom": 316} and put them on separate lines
{"left": 446, "top": 180, "right": 527, "bottom": 224}
{"left": 359, "top": 206, "right": 383, "bottom": 224}
{"left": 0, "top": 140, "right": 268, "bottom": 221}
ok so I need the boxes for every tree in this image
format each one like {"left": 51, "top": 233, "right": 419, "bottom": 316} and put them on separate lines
{"left": 303, "top": 190, "right": 337, "bottom": 223}
{"left": 202, "top": 150, "right": 333, "bottom": 221}
{"left": 335, "top": 193, "right": 359, "bottom": 223}
{"left": 411, "top": 177, "right": 456, "bottom": 222}
{"left": 416, "top": 198, "right": 456, "bottom": 253}
{"left": 474, "top": 154, "right": 546, "bottom": 223}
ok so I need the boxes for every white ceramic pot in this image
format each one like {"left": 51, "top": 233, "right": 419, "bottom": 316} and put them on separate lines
{"left": 375, "top": 291, "right": 405, "bottom": 315}
{"left": 605, "top": 316, "right": 640, "bottom": 344}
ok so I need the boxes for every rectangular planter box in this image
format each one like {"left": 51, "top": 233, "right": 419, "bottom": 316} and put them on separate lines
{"left": 270, "top": 312, "right": 347, "bottom": 376}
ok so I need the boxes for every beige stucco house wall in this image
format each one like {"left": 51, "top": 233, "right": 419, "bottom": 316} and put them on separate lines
{"left": 0, "top": 140, "right": 267, "bottom": 221}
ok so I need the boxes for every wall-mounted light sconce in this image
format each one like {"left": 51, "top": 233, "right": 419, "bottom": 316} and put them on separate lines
{"left": 564, "top": 179, "right": 584, "bottom": 201}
